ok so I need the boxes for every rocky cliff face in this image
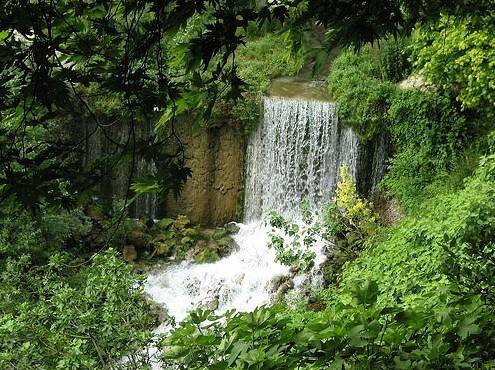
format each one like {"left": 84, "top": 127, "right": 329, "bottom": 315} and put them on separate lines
{"left": 164, "top": 122, "right": 245, "bottom": 226}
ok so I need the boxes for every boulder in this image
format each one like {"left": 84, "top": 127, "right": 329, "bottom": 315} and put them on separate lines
{"left": 144, "top": 294, "right": 169, "bottom": 325}
{"left": 268, "top": 274, "right": 291, "bottom": 294}
{"left": 225, "top": 222, "right": 240, "bottom": 235}
{"left": 216, "top": 236, "right": 237, "bottom": 257}
{"left": 123, "top": 245, "right": 137, "bottom": 262}
{"left": 204, "top": 295, "right": 219, "bottom": 311}
{"left": 127, "top": 230, "right": 149, "bottom": 249}
{"left": 275, "top": 279, "right": 294, "bottom": 299}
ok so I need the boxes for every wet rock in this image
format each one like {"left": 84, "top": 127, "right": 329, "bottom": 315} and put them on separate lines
{"left": 225, "top": 222, "right": 240, "bottom": 235}
{"left": 123, "top": 245, "right": 137, "bottom": 262}
{"left": 144, "top": 293, "right": 169, "bottom": 325}
{"left": 268, "top": 274, "right": 291, "bottom": 294}
{"left": 186, "top": 239, "right": 207, "bottom": 260}
{"left": 234, "top": 273, "right": 245, "bottom": 285}
{"left": 216, "top": 236, "right": 238, "bottom": 257}
{"left": 275, "top": 279, "right": 294, "bottom": 299}
{"left": 289, "top": 266, "right": 300, "bottom": 277}
{"left": 204, "top": 295, "right": 219, "bottom": 311}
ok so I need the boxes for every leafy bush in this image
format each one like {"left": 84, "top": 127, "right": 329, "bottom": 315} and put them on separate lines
{"left": 0, "top": 249, "right": 154, "bottom": 369}
{"left": 327, "top": 47, "right": 394, "bottom": 140}
{"left": 383, "top": 89, "right": 469, "bottom": 210}
{"left": 232, "top": 33, "right": 305, "bottom": 133}
{"left": 265, "top": 204, "right": 318, "bottom": 273}
{"left": 411, "top": 15, "right": 495, "bottom": 119}
{"left": 334, "top": 165, "right": 378, "bottom": 243}
{"left": 265, "top": 167, "right": 378, "bottom": 277}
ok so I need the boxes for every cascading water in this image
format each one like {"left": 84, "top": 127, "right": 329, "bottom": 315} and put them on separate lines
{"left": 244, "top": 97, "right": 359, "bottom": 221}
{"left": 144, "top": 95, "right": 363, "bottom": 331}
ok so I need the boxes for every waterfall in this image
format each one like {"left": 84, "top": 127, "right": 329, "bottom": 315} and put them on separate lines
{"left": 144, "top": 93, "right": 386, "bottom": 345}
{"left": 244, "top": 97, "right": 360, "bottom": 221}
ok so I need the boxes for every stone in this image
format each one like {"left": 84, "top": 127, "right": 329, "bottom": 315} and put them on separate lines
{"left": 144, "top": 293, "right": 169, "bottom": 325}
{"left": 204, "top": 295, "right": 219, "bottom": 311}
{"left": 234, "top": 273, "right": 245, "bottom": 285}
{"left": 216, "top": 236, "right": 237, "bottom": 257}
{"left": 123, "top": 245, "right": 137, "bottom": 262}
{"left": 289, "top": 266, "right": 300, "bottom": 277}
{"left": 275, "top": 279, "right": 294, "bottom": 298}
{"left": 162, "top": 123, "right": 245, "bottom": 226}
{"left": 268, "top": 274, "right": 290, "bottom": 294}
{"left": 225, "top": 222, "right": 240, "bottom": 235}
{"left": 127, "top": 230, "right": 149, "bottom": 250}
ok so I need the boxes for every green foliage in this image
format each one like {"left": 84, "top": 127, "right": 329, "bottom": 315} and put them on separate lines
{"left": 329, "top": 41, "right": 471, "bottom": 209}
{"left": 327, "top": 46, "right": 394, "bottom": 140}
{"left": 0, "top": 249, "right": 154, "bottom": 369}
{"left": 265, "top": 205, "right": 317, "bottom": 273}
{"left": 266, "top": 170, "right": 378, "bottom": 276}
{"left": 334, "top": 165, "right": 378, "bottom": 241}
{"left": 379, "top": 37, "right": 413, "bottom": 82}
{"left": 411, "top": 15, "right": 495, "bottom": 119}
{"left": 161, "top": 154, "right": 495, "bottom": 370}
{"left": 383, "top": 89, "right": 469, "bottom": 210}
{"left": 225, "top": 33, "right": 304, "bottom": 134}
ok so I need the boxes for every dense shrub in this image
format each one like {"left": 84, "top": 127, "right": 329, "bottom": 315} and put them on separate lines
{"left": 328, "top": 39, "right": 472, "bottom": 210}
{"left": 327, "top": 38, "right": 412, "bottom": 140}
{"left": 265, "top": 166, "right": 378, "bottom": 278}
{"left": 327, "top": 47, "right": 394, "bottom": 140}
{"left": 0, "top": 207, "right": 155, "bottom": 368}
{"left": 231, "top": 33, "right": 305, "bottom": 133}
{"left": 0, "top": 250, "right": 154, "bottom": 368}
{"left": 411, "top": 15, "right": 495, "bottom": 119}
{"left": 383, "top": 90, "right": 469, "bottom": 210}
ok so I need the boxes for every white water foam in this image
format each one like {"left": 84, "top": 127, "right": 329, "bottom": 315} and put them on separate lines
{"left": 144, "top": 222, "right": 289, "bottom": 327}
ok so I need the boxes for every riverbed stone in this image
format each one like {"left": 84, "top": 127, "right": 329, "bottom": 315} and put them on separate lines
{"left": 275, "top": 279, "right": 294, "bottom": 299}
{"left": 143, "top": 293, "right": 169, "bottom": 325}
{"left": 204, "top": 296, "right": 219, "bottom": 311}
{"left": 216, "top": 236, "right": 237, "bottom": 256}
{"left": 225, "top": 222, "right": 240, "bottom": 235}
{"left": 268, "top": 274, "right": 291, "bottom": 293}
{"left": 123, "top": 245, "right": 137, "bottom": 262}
